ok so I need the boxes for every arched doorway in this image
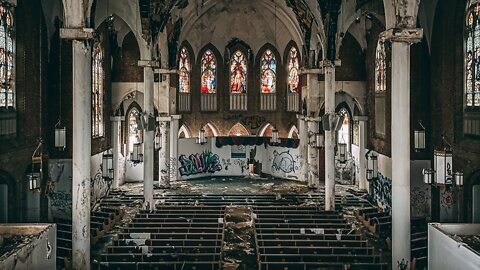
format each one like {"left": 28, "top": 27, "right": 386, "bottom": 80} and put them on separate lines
{"left": 337, "top": 107, "right": 351, "bottom": 152}
{"left": 0, "top": 170, "right": 15, "bottom": 222}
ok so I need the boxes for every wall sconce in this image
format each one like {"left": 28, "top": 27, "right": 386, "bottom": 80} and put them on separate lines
{"left": 131, "top": 143, "right": 143, "bottom": 164}
{"left": 315, "top": 133, "right": 324, "bottom": 148}
{"left": 366, "top": 151, "right": 378, "bottom": 181}
{"left": 196, "top": 127, "right": 207, "bottom": 145}
{"left": 54, "top": 119, "right": 66, "bottom": 150}
{"left": 422, "top": 136, "right": 463, "bottom": 187}
{"left": 102, "top": 152, "right": 114, "bottom": 180}
{"left": 414, "top": 120, "right": 426, "bottom": 152}
{"left": 271, "top": 128, "right": 281, "bottom": 145}
{"left": 154, "top": 125, "right": 162, "bottom": 151}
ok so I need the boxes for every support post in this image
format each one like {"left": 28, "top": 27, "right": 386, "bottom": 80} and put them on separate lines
{"left": 110, "top": 116, "right": 123, "bottom": 189}
{"left": 381, "top": 27, "right": 423, "bottom": 270}
{"left": 307, "top": 118, "right": 320, "bottom": 188}
{"left": 60, "top": 27, "right": 95, "bottom": 270}
{"left": 324, "top": 62, "right": 336, "bottom": 211}
{"left": 297, "top": 115, "right": 309, "bottom": 183}
{"left": 157, "top": 117, "right": 171, "bottom": 188}
{"left": 355, "top": 116, "right": 368, "bottom": 191}
{"left": 169, "top": 115, "right": 181, "bottom": 182}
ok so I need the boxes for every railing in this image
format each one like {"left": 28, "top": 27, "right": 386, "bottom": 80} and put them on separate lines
{"left": 230, "top": 93, "right": 247, "bottom": 111}
{"left": 178, "top": 92, "right": 190, "bottom": 112}
{"left": 201, "top": 93, "right": 217, "bottom": 112}
{"left": 287, "top": 92, "right": 299, "bottom": 112}
{"left": 260, "top": 93, "right": 276, "bottom": 111}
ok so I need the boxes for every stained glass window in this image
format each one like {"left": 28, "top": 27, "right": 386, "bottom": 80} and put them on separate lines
{"left": 465, "top": 2, "right": 480, "bottom": 108}
{"left": 179, "top": 47, "right": 190, "bottom": 93}
{"left": 375, "top": 41, "right": 386, "bottom": 92}
{"left": 0, "top": 4, "right": 14, "bottom": 109}
{"left": 201, "top": 50, "right": 217, "bottom": 94}
{"left": 260, "top": 49, "right": 276, "bottom": 93}
{"left": 92, "top": 42, "right": 104, "bottom": 137}
{"left": 287, "top": 47, "right": 299, "bottom": 93}
{"left": 128, "top": 108, "right": 141, "bottom": 154}
{"left": 230, "top": 50, "right": 247, "bottom": 93}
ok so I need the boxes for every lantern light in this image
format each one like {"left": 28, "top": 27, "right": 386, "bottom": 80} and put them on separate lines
{"left": 271, "top": 128, "right": 280, "bottom": 145}
{"left": 55, "top": 120, "right": 66, "bottom": 150}
{"left": 102, "top": 152, "right": 114, "bottom": 179}
{"left": 454, "top": 171, "right": 464, "bottom": 186}
{"left": 414, "top": 121, "right": 426, "bottom": 152}
{"left": 366, "top": 152, "right": 378, "bottom": 181}
{"left": 154, "top": 126, "right": 162, "bottom": 151}
{"left": 422, "top": 168, "right": 434, "bottom": 184}
{"left": 315, "top": 133, "right": 324, "bottom": 148}
{"left": 434, "top": 149, "right": 453, "bottom": 185}
{"left": 196, "top": 128, "right": 207, "bottom": 145}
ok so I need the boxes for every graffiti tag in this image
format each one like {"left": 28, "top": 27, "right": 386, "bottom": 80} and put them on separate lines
{"left": 271, "top": 150, "right": 297, "bottom": 173}
{"left": 179, "top": 151, "right": 222, "bottom": 176}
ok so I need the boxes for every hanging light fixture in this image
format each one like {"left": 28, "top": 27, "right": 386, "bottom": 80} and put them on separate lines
{"left": 422, "top": 168, "right": 434, "bottom": 184}
{"left": 54, "top": 119, "right": 66, "bottom": 150}
{"left": 196, "top": 127, "right": 207, "bottom": 145}
{"left": 315, "top": 133, "right": 324, "bottom": 148}
{"left": 27, "top": 139, "right": 44, "bottom": 191}
{"left": 131, "top": 143, "right": 143, "bottom": 164}
{"left": 154, "top": 125, "right": 162, "bottom": 151}
{"left": 338, "top": 135, "right": 347, "bottom": 164}
{"left": 271, "top": 128, "right": 281, "bottom": 145}
{"left": 102, "top": 151, "right": 114, "bottom": 180}
{"left": 414, "top": 120, "right": 426, "bottom": 152}
{"left": 366, "top": 151, "right": 378, "bottom": 181}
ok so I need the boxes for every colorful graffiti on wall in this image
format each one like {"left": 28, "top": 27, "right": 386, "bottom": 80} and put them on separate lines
{"left": 371, "top": 173, "right": 392, "bottom": 211}
{"left": 271, "top": 150, "right": 297, "bottom": 173}
{"left": 179, "top": 151, "right": 222, "bottom": 176}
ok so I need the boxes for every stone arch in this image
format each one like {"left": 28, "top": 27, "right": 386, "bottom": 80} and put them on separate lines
{"left": 202, "top": 122, "right": 220, "bottom": 137}
{"left": 228, "top": 123, "right": 250, "bottom": 136}
{"left": 178, "top": 124, "right": 192, "bottom": 139}
{"left": 288, "top": 125, "right": 299, "bottom": 139}
{"left": 258, "top": 122, "right": 274, "bottom": 137}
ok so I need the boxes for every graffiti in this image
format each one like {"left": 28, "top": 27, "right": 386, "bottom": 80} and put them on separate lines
{"left": 231, "top": 145, "right": 246, "bottom": 158}
{"left": 178, "top": 151, "right": 222, "bottom": 176}
{"left": 91, "top": 167, "right": 111, "bottom": 207}
{"left": 272, "top": 150, "right": 298, "bottom": 173}
{"left": 397, "top": 258, "right": 409, "bottom": 270}
{"left": 169, "top": 157, "right": 177, "bottom": 180}
{"left": 411, "top": 186, "right": 430, "bottom": 218}
{"left": 48, "top": 191, "right": 71, "bottom": 213}
{"left": 441, "top": 190, "right": 454, "bottom": 210}
{"left": 241, "top": 115, "right": 266, "bottom": 129}
{"left": 234, "top": 159, "right": 247, "bottom": 173}
{"left": 371, "top": 173, "right": 392, "bottom": 211}
{"left": 222, "top": 158, "right": 232, "bottom": 170}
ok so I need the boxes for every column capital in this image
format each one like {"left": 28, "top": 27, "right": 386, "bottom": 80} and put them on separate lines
{"left": 110, "top": 116, "right": 124, "bottom": 122}
{"left": 353, "top": 116, "right": 368, "bottom": 122}
{"left": 60, "top": 28, "right": 95, "bottom": 40}
{"left": 157, "top": 116, "right": 172, "bottom": 122}
{"left": 305, "top": 116, "right": 321, "bottom": 122}
{"left": 319, "top": 59, "right": 341, "bottom": 68}
{"left": 380, "top": 28, "right": 423, "bottom": 44}
{"left": 297, "top": 114, "right": 307, "bottom": 120}
{"left": 299, "top": 68, "right": 323, "bottom": 75}
{"left": 171, "top": 114, "right": 182, "bottom": 120}
{"left": 155, "top": 68, "right": 179, "bottom": 74}
{"left": 138, "top": 60, "right": 160, "bottom": 68}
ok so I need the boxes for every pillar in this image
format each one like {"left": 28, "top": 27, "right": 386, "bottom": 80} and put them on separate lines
{"left": 158, "top": 117, "right": 170, "bottom": 188}
{"left": 169, "top": 115, "right": 181, "bottom": 182}
{"left": 60, "top": 27, "right": 95, "bottom": 270}
{"left": 111, "top": 116, "right": 122, "bottom": 189}
{"left": 324, "top": 62, "right": 336, "bottom": 211}
{"left": 307, "top": 118, "right": 320, "bottom": 188}
{"left": 383, "top": 28, "right": 423, "bottom": 269}
{"left": 297, "top": 115, "right": 309, "bottom": 183}
{"left": 355, "top": 116, "right": 368, "bottom": 191}
{"left": 139, "top": 60, "right": 159, "bottom": 210}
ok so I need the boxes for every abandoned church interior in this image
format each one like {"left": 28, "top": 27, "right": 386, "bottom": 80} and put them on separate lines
{"left": 1, "top": 0, "right": 480, "bottom": 269}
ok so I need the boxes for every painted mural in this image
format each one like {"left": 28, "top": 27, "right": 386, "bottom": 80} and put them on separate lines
{"left": 371, "top": 172, "right": 392, "bottom": 211}
{"left": 178, "top": 151, "right": 222, "bottom": 176}
{"left": 271, "top": 150, "right": 297, "bottom": 173}
{"left": 47, "top": 160, "right": 73, "bottom": 219}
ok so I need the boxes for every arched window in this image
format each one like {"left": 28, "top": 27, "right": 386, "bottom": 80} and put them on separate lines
{"left": 230, "top": 50, "right": 247, "bottom": 93}
{"left": 201, "top": 50, "right": 217, "bottom": 94}
{"left": 466, "top": 2, "right": 480, "bottom": 108}
{"left": 0, "top": 4, "right": 14, "bottom": 109}
{"left": 375, "top": 41, "right": 386, "bottom": 92}
{"left": 179, "top": 47, "right": 190, "bottom": 93}
{"left": 338, "top": 108, "right": 350, "bottom": 150}
{"left": 92, "top": 42, "right": 104, "bottom": 137}
{"left": 228, "top": 123, "right": 250, "bottom": 136}
{"left": 127, "top": 108, "right": 142, "bottom": 154}
{"left": 287, "top": 47, "right": 299, "bottom": 93}
{"left": 260, "top": 49, "right": 276, "bottom": 93}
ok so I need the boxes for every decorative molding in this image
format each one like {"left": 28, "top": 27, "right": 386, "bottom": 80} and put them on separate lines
{"left": 138, "top": 60, "right": 160, "bottom": 68}
{"left": 380, "top": 28, "right": 423, "bottom": 44}
{"left": 59, "top": 28, "right": 95, "bottom": 40}
{"left": 155, "top": 68, "right": 179, "bottom": 74}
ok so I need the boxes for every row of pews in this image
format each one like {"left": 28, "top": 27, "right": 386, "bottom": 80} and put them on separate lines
{"left": 56, "top": 206, "right": 124, "bottom": 269}
{"left": 254, "top": 205, "right": 388, "bottom": 270}
{"left": 354, "top": 207, "right": 428, "bottom": 270}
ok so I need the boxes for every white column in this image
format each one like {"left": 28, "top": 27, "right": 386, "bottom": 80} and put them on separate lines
{"left": 158, "top": 117, "right": 170, "bottom": 188}
{"left": 140, "top": 61, "right": 156, "bottom": 210}
{"left": 355, "top": 116, "right": 368, "bottom": 191}
{"left": 169, "top": 115, "right": 181, "bottom": 182}
{"left": 324, "top": 63, "right": 336, "bottom": 211}
{"left": 307, "top": 118, "right": 319, "bottom": 188}
{"left": 110, "top": 116, "right": 122, "bottom": 189}
{"left": 72, "top": 39, "right": 92, "bottom": 270}
{"left": 297, "top": 115, "right": 308, "bottom": 183}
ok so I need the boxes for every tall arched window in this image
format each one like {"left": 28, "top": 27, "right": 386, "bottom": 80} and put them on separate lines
{"left": 466, "top": 2, "right": 480, "bottom": 108}
{"left": 260, "top": 49, "right": 276, "bottom": 93}
{"left": 127, "top": 108, "right": 142, "bottom": 154}
{"left": 201, "top": 50, "right": 217, "bottom": 94}
{"left": 230, "top": 50, "right": 247, "bottom": 93}
{"left": 92, "top": 42, "right": 104, "bottom": 137}
{"left": 287, "top": 47, "right": 299, "bottom": 93}
{"left": 375, "top": 41, "right": 386, "bottom": 92}
{"left": 0, "top": 4, "right": 14, "bottom": 109}
{"left": 179, "top": 47, "right": 190, "bottom": 93}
